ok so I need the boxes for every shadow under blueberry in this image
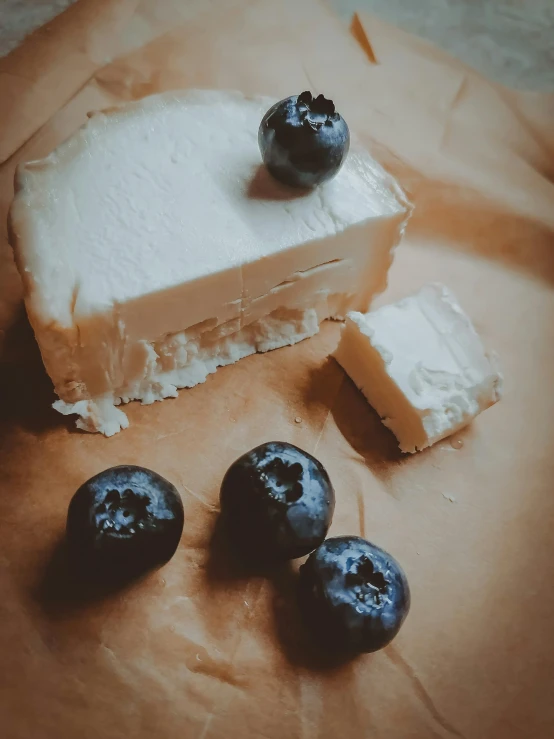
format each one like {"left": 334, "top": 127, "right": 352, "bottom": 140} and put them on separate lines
{"left": 247, "top": 164, "right": 311, "bottom": 201}
{"left": 34, "top": 535, "right": 158, "bottom": 618}
{"left": 269, "top": 563, "right": 358, "bottom": 671}
{"left": 204, "top": 515, "right": 251, "bottom": 584}
{"left": 205, "top": 513, "right": 354, "bottom": 669}
{"left": 205, "top": 514, "right": 285, "bottom": 585}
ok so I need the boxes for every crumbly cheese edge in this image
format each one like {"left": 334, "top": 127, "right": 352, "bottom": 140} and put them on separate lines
{"left": 53, "top": 305, "right": 322, "bottom": 436}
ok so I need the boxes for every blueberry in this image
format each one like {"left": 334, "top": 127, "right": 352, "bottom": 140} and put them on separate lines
{"left": 258, "top": 91, "right": 350, "bottom": 189}
{"left": 299, "top": 536, "right": 410, "bottom": 653}
{"left": 220, "top": 442, "right": 335, "bottom": 561}
{"left": 67, "top": 465, "right": 184, "bottom": 580}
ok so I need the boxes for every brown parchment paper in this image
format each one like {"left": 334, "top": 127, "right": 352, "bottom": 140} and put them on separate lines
{"left": 1, "top": 1, "right": 554, "bottom": 737}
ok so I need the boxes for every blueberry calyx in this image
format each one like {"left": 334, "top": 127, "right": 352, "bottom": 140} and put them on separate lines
{"left": 95, "top": 487, "right": 149, "bottom": 536}
{"left": 261, "top": 458, "right": 304, "bottom": 503}
{"left": 345, "top": 556, "right": 389, "bottom": 607}
{"left": 297, "top": 91, "right": 337, "bottom": 130}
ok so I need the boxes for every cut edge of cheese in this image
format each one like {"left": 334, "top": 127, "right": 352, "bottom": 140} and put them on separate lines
{"left": 333, "top": 283, "right": 503, "bottom": 453}
{"left": 52, "top": 303, "right": 332, "bottom": 436}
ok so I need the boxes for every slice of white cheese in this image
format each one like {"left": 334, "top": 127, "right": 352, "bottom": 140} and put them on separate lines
{"left": 10, "top": 89, "right": 410, "bottom": 435}
{"left": 333, "top": 283, "right": 503, "bottom": 453}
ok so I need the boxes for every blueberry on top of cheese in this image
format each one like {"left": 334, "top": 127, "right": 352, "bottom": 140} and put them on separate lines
{"left": 258, "top": 91, "right": 350, "bottom": 188}
{"left": 10, "top": 89, "right": 410, "bottom": 435}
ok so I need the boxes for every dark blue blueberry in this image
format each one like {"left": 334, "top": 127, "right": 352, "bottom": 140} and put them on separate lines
{"left": 258, "top": 91, "right": 350, "bottom": 188}
{"left": 299, "top": 536, "right": 410, "bottom": 653}
{"left": 220, "top": 442, "right": 335, "bottom": 561}
{"left": 67, "top": 465, "right": 184, "bottom": 580}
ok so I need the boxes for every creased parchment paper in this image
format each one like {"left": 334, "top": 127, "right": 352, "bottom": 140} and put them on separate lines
{"left": 0, "top": 1, "right": 553, "bottom": 737}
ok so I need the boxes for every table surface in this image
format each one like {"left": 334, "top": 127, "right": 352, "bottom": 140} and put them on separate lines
{"left": 1, "top": 0, "right": 553, "bottom": 90}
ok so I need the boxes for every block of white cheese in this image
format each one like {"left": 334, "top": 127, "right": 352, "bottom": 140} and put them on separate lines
{"left": 10, "top": 90, "right": 410, "bottom": 435}
{"left": 333, "top": 284, "right": 503, "bottom": 453}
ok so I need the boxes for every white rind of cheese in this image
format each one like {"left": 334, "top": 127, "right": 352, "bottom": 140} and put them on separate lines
{"left": 333, "top": 283, "right": 503, "bottom": 453}
{"left": 10, "top": 89, "right": 410, "bottom": 434}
